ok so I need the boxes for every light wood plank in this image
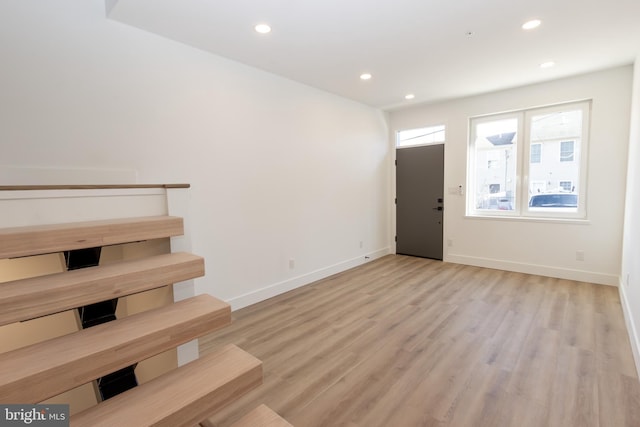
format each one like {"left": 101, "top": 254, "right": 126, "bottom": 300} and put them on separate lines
{"left": 0, "top": 216, "right": 184, "bottom": 259}
{"left": 200, "top": 255, "right": 640, "bottom": 427}
{"left": 229, "top": 405, "right": 292, "bottom": 427}
{"left": 0, "top": 294, "right": 230, "bottom": 404}
{"left": 70, "top": 344, "right": 262, "bottom": 427}
{"left": 0, "top": 252, "right": 204, "bottom": 326}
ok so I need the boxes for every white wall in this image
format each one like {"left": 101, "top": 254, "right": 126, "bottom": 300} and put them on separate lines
{"left": 620, "top": 58, "right": 640, "bottom": 376}
{"left": 389, "top": 66, "right": 632, "bottom": 285}
{"left": 0, "top": 0, "right": 390, "bottom": 309}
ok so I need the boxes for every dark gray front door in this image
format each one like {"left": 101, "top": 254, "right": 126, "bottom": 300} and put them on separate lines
{"left": 396, "top": 143, "right": 444, "bottom": 260}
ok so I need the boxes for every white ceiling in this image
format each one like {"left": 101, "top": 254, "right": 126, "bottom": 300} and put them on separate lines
{"left": 108, "top": 0, "right": 640, "bottom": 110}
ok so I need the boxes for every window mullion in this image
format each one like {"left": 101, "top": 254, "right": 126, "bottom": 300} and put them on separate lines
{"left": 516, "top": 111, "right": 528, "bottom": 216}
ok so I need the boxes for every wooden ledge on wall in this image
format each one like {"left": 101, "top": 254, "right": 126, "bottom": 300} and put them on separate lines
{"left": 0, "top": 184, "right": 191, "bottom": 191}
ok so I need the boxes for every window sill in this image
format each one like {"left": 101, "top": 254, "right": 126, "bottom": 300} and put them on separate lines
{"left": 464, "top": 214, "right": 590, "bottom": 225}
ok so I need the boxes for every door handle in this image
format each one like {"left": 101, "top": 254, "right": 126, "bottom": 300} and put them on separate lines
{"left": 432, "top": 206, "right": 443, "bottom": 211}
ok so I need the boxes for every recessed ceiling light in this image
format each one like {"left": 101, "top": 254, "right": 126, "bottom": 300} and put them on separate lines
{"left": 360, "top": 73, "right": 372, "bottom": 81}
{"left": 405, "top": 94, "right": 415, "bottom": 100}
{"left": 522, "top": 19, "right": 541, "bottom": 30}
{"left": 254, "top": 24, "right": 271, "bottom": 34}
{"left": 540, "top": 61, "right": 555, "bottom": 68}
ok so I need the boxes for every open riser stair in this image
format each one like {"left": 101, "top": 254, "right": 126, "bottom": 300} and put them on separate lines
{"left": 0, "top": 214, "right": 291, "bottom": 426}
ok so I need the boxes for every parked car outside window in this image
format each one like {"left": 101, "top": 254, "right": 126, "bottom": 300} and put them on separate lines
{"left": 529, "top": 193, "right": 577, "bottom": 208}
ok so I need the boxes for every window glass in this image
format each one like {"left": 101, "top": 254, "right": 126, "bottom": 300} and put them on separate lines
{"left": 471, "top": 118, "right": 517, "bottom": 212}
{"left": 560, "top": 141, "right": 575, "bottom": 162}
{"left": 559, "top": 181, "right": 573, "bottom": 191}
{"left": 528, "top": 109, "right": 582, "bottom": 214}
{"left": 530, "top": 143, "right": 541, "bottom": 164}
{"left": 397, "top": 125, "right": 445, "bottom": 148}
{"left": 468, "top": 101, "right": 589, "bottom": 219}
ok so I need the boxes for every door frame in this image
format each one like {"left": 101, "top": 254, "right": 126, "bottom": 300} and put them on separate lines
{"left": 390, "top": 130, "right": 447, "bottom": 259}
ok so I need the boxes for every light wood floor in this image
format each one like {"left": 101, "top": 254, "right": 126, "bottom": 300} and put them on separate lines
{"left": 200, "top": 255, "right": 640, "bottom": 427}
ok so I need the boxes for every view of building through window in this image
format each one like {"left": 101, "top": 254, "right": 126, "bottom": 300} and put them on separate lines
{"left": 530, "top": 143, "right": 541, "bottom": 163}
{"left": 529, "top": 109, "right": 582, "bottom": 212}
{"left": 469, "top": 101, "right": 589, "bottom": 218}
{"left": 470, "top": 117, "right": 518, "bottom": 211}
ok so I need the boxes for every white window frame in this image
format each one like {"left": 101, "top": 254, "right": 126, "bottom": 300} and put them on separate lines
{"left": 559, "top": 180, "right": 573, "bottom": 192}
{"left": 530, "top": 143, "right": 542, "bottom": 164}
{"left": 560, "top": 140, "right": 575, "bottom": 162}
{"left": 467, "top": 100, "right": 590, "bottom": 220}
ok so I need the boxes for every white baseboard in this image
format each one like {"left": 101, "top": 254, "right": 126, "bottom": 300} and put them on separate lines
{"left": 227, "top": 247, "right": 391, "bottom": 311}
{"left": 619, "top": 278, "right": 640, "bottom": 377}
{"left": 445, "top": 254, "right": 619, "bottom": 286}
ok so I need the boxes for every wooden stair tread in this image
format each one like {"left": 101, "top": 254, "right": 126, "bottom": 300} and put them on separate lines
{"left": 0, "top": 252, "right": 205, "bottom": 326}
{"left": 70, "top": 344, "right": 263, "bottom": 427}
{"left": 0, "top": 216, "right": 184, "bottom": 259}
{"left": 229, "top": 405, "right": 293, "bottom": 427}
{"left": 0, "top": 294, "right": 230, "bottom": 404}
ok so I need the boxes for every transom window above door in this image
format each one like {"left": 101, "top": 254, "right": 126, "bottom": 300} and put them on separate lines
{"left": 397, "top": 125, "right": 445, "bottom": 148}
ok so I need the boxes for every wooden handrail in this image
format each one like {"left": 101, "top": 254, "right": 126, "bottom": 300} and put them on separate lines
{"left": 0, "top": 184, "right": 190, "bottom": 191}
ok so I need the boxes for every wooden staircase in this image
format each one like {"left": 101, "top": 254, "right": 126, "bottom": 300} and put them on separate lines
{"left": 0, "top": 215, "right": 290, "bottom": 426}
